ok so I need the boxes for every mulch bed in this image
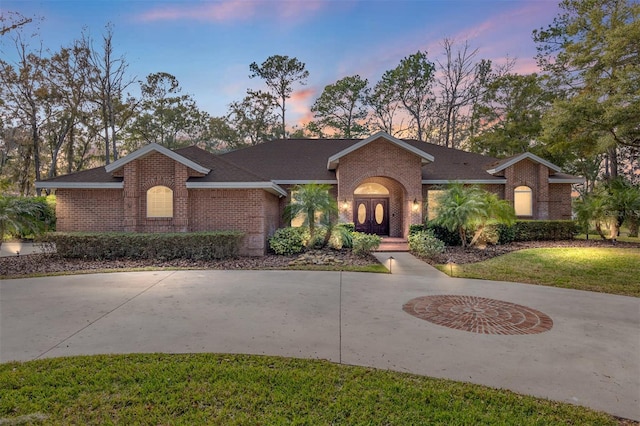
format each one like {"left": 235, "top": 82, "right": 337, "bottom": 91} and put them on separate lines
{"left": 0, "top": 249, "right": 378, "bottom": 278}
{"left": 1, "top": 239, "right": 638, "bottom": 279}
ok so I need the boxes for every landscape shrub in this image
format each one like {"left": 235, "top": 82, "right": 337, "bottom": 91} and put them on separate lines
{"left": 408, "top": 224, "right": 425, "bottom": 235}
{"left": 408, "top": 230, "right": 445, "bottom": 258}
{"left": 329, "top": 224, "right": 354, "bottom": 249}
{"left": 351, "top": 232, "right": 381, "bottom": 256}
{"left": 511, "top": 220, "right": 579, "bottom": 241}
{"left": 425, "top": 222, "right": 464, "bottom": 246}
{"left": 38, "top": 231, "right": 244, "bottom": 260}
{"left": 269, "top": 227, "right": 307, "bottom": 255}
{"left": 340, "top": 223, "right": 355, "bottom": 233}
{"left": 495, "top": 223, "right": 516, "bottom": 244}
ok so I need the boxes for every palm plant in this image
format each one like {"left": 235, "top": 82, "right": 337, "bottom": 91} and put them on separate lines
{"left": 433, "top": 183, "right": 515, "bottom": 248}
{"left": 468, "top": 191, "right": 516, "bottom": 247}
{"left": 283, "top": 183, "right": 338, "bottom": 247}
{"left": 574, "top": 178, "right": 640, "bottom": 240}
{"left": 0, "top": 196, "right": 47, "bottom": 250}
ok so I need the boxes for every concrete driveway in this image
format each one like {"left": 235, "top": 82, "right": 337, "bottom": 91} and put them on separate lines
{"left": 1, "top": 263, "right": 638, "bottom": 421}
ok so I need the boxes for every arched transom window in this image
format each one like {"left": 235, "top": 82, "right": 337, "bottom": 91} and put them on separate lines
{"left": 354, "top": 182, "right": 389, "bottom": 195}
{"left": 147, "top": 186, "right": 173, "bottom": 218}
{"left": 514, "top": 186, "right": 533, "bottom": 216}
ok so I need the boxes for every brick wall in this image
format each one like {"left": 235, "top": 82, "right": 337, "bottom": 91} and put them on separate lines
{"left": 549, "top": 184, "right": 573, "bottom": 219}
{"left": 55, "top": 189, "right": 124, "bottom": 232}
{"left": 337, "top": 138, "right": 423, "bottom": 237}
{"left": 188, "top": 188, "right": 280, "bottom": 256}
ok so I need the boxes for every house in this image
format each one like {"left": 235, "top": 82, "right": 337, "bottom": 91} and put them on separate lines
{"left": 35, "top": 131, "right": 583, "bottom": 256}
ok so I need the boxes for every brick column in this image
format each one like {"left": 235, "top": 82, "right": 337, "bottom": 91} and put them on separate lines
{"left": 123, "top": 162, "right": 139, "bottom": 232}
{"left": 174, "top": 163, "right": 189, "bottom": 232}
{"left": 537, "top": 164, "right": 549, "bottom": 219}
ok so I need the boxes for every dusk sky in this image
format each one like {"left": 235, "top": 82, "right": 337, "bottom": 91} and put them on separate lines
{"left": 2, "top": 0, "right": 562, "bottom": 128}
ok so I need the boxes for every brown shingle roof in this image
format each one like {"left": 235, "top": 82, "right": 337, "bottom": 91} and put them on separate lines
{"left": 174, "top": 145, "right": 271, "bottom": 183}
{"left": 36, "top": 135, "right": 579, "bottom": 187}
{"left": 220, "top": 138, "right": 505, "bottom": 182}
{"left": 220, "top": 138, "right": 352, "bottom": 181}
{"left": 37, "top": 166, "right": 122, "bottom": 184}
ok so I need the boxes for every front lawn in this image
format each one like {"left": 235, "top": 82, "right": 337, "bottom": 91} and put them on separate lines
{"left": 0, "top": 354, "right": 620, "bottom": 425}
{"left": 437, "top": 247, "right": 640, "bottom": 297}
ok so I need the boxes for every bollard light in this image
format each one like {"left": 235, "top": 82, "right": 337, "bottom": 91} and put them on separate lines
{"left": 388, "top": 256, "right": 394, "bottom": 274}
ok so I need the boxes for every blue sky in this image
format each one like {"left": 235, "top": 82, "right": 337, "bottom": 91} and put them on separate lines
{"left": 2, "top": 0, "right": 561, "bottom": 127}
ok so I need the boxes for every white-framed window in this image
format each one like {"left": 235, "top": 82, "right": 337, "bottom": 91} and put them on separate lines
{"left": 514, "top": 186, "right": 533, "bottom": 216}
{"left": 147, "top": 186, "right": 173, "bottom": 218}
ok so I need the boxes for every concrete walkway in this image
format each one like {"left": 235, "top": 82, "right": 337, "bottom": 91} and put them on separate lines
{"left": 0, "top": 255, "right": 638, "bottom": 420}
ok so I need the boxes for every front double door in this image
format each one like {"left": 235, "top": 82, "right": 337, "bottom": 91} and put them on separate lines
{"left": 354, "top": 198, "right": 389, "bottom": 235}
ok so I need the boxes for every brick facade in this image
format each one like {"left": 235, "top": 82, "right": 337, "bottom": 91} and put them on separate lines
{"left": 54, "top": 153, "right": 281, "bottom": 256}
{"left": 55, "top": 189, "right": 124, "bottom": 232}
{"left": 48, "top": 135, "right": 577, "bottom": 257}
{"left": 336, "top": 137, "right": 423, "bottom": 237}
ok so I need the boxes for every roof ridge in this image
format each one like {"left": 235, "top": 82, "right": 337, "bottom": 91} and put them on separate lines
{"left": 176, "top": 144, "right": 273, "bottom": 182}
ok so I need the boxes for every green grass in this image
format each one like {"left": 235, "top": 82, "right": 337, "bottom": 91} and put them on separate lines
{"left": 438, "top": 248, "right": 640, "bottom": 297}
{"left": 0, "top": 353, "right": 618, "bottom": 425}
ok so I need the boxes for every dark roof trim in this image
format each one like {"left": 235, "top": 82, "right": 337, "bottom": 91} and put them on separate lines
{"left": 35, "top": 182, "right": 123, "bottom": 189}
{"left": 105, "top": 143, "right": 210, "bottom": 175}
{"left": 487, "top": 152, "right": 561, "bottom": 174}
{"left": 327, "top": 131, "right": 434, "bottom": 170}
{"left": 272, "top": 180, "right": 338, "bottom": 185}
{"left": 549, "top": 177, "right": 586, "bottom": 184}
{"left": 186, "top": 181, "right": 287, "bottom": 197}
{"left": 422, "top": 179, "right": 507, "bottom": 185}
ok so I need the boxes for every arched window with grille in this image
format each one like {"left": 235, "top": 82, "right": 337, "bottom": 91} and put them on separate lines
{"left": 147, "top": 186, "right": 173, "bottom": 218}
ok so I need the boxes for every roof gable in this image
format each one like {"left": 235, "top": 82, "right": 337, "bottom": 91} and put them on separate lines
{"left": 105, "top": 143, "right": 210, "bottom": 175}
{"left": 326, "top": 131, "right": 434, "bottom": 170}
{"left": 486, "top": 152, "right": 562, "bottom": 175}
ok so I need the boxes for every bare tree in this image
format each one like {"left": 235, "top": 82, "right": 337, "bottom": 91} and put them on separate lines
{"left": 0, "top": 35, "right": 49, "bottom": 195}
{"left": 85, "top": 24, "right": 135, "bottom": 164}
{"left": 436, "top": 39, "right": 513, "bottom": 148}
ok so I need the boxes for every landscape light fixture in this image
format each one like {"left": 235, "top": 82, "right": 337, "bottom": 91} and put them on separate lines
{"left": 388, "top": 256, "right": 394, "bottom": 274}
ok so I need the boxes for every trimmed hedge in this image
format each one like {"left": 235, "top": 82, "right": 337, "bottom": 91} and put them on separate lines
{"left": 411, "top": 220, "right": 578, "bottom": 246}
{"left": 38, "top": 231, "right": 244, "bottom": 260}
{"left": 509, "top": 220, "right": 579, "bottom": 241}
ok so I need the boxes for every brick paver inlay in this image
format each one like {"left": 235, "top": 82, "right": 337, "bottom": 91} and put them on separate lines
{"left": 403, "top": 295, "right": 553, "bottom": 335}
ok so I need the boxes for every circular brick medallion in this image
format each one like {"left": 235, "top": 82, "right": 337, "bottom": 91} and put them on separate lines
{"left": 403, "top": 295, "right": 553, "bottom": 335}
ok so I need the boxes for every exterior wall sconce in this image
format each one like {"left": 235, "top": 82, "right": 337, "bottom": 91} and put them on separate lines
{"left": 412, "top": 198, "right": 419, "bottom": 212}
{"left": 342, "top": 199, "right": 349, "bottom": 209}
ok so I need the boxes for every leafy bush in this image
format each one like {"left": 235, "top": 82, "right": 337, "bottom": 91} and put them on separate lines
{"left": 329, "top": 224, "right": 354, "bottom": 249}
{"left": 495, "top": 223, "right": 516, "bottom": 244}
{"left": 408, "top": 230, "right": 445, "bottom": 258}
{"left": 38, "top": 231, "right": 244, "bottom": 260}
{"left": 351, "top": 232, "right": 381, "bottom": 256}
{"left": 409, "top": 224, "right": 425, "bottom": 235}
{"left": 425, "top": 222, "right": 464, "bottom": 246}
{"left": 511, "top": 220, "right": 579, "bottom": 241}
{"left": 1, "top": 195, "right": 56, "bottom": 241}
{"left": 269, "top": 227, "right": 307, "bottom": 255}
{"left": 340, "top": 223, "right": 355, "bottom": 233}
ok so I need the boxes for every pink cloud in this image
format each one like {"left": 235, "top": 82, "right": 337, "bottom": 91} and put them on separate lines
{"left": 137, "top": 0, "right": 328, "bottom": 23}
{"left": 290, "top": 88, "right": 315, "bottom": 103}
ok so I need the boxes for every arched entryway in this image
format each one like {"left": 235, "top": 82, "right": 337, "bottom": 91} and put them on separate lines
{"left": 349, "top": 178, "right": 406, "bottom": 237}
